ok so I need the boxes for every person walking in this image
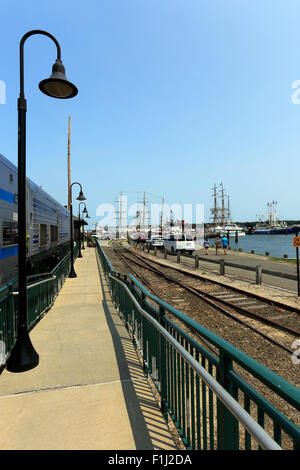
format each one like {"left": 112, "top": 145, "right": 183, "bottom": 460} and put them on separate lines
{"left": 221, "top": 235, "right": 228, "bottom": 255}
{"left": 215, "top": 237, "right": 221, "bottom": 255}
{"left": 203, "top": 238, "right": 210, "bottom": 255}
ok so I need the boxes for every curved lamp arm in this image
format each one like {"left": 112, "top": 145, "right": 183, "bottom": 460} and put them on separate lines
{"left": 19, "top": 30, "right": 61, "bottom": 98}
{"left": 79, "top": 201, "right": 87, "bottom": 211}
{"left": 70, "top": 181, "right": 83, "bottom": 192}
{"left": 70, "top": 182, "right": 86, "bottom": 203}
{"left": 20, "top": 29, "right": 77, "bottom": 104}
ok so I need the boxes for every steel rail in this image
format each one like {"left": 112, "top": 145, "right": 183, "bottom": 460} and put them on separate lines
{"left": 110, "top": 272, "right": 282, "bottom": 451}
{"left": 124, "top": 247, "right": 300, "bottom": 336}
{"left": 114, "top": 247, "right": 297, "bottom": 357}
{"left": 132, "top": 245, "right": 300, "bottom": 315}
{"left": 112, "top": 247, "right": 161, "bottom": 297}
{"left": 112, "top": 247, "right": 220, "bottom": 357}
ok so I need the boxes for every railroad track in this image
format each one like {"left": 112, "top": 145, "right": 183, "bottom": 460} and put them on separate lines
{"left": 111, "top": 245, "right": 221, "bottom": 357}
{"left": 111, "top": 243, "right": 300, "bottom": 359}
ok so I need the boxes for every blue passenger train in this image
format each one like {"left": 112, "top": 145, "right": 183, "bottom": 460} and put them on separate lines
{"left": 0, "top": 153, "right": 71, "bottom": 287}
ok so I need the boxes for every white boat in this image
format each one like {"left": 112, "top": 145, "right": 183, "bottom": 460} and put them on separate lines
{"left": 206, "top": 224, "right": 245, "bottom": 237}
{"left": 222, "top": 224, "right": 246, "bottom": 237}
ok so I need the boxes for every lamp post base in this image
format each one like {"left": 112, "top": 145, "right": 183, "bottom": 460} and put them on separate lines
{"left": 69, "top": 267, "right": 77, "bottom": 278}
{"left": 6, "top": 329, "right": 39, "bottom": 373}
{"left": 78, "top": 251, "right": 83, "bottom": 258}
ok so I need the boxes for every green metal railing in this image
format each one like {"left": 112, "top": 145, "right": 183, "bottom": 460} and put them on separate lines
{"left": 96, "top": 240, "right": 300, "bottom": 450}
{"left": 0, "top": 243, "right": 80, "bottom": 365}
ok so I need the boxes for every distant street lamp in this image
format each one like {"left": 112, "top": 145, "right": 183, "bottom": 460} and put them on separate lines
{"left": 6, "top": 30, "right": 78, "bottom": 374}
{"left": 69, "top": 182, "right": 86, "bottom": 277}
{"left": 78, "top": 202, "right": 88, "bottom": 251}
{"left": 84, "top": 212, "right": 91, "bottom": 249}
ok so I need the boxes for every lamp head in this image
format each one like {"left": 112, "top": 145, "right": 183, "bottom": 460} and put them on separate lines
{"left": 39, "top": 59, "right": 78, "bottom": 99}
{"left": 77, "top": 190, "right": 86, "bottom": 201}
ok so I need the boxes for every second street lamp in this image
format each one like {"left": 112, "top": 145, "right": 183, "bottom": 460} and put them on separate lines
{"left": 83, "top": 210, "right": 91, "bottom": 248}
{"left": 6, "top": 30, "right": 78, "bottom": 374}
{"left": 69, "top": 182, "right": 86, "bottom": 277}
{"left": 79, "top": 203, "right": 88, "bottom": 251}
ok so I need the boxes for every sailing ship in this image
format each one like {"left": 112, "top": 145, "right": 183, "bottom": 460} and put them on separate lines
{"left": 253, "top": 201, "right": 297, "bottom": 235}
{"left": 206, "top": 183, "right": 245, "bottom": 237}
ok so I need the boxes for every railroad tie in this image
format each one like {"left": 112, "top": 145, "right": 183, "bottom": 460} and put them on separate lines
{"left": 234, "top": 301, "right": 262, "bottom": 307}
{"left": 212, "top": 293, "right": 244, "bottom": 298}
{"left": 243, "top": 304, "right": 269, "bottom": 310}
{"left": 269, "top": 312, "right": 297, "bottom": 320}
{"left": 224, "top": 296, "right": 250, "bottom": 302}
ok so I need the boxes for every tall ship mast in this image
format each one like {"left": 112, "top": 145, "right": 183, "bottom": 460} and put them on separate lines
{"left": 207, "top": 183, "right": 245, "bottom": 237}
{"left": 220, "top": 183, "right": 225, "bottom": 226}
{"left": 209, "top": 183, "right": 220, "bottom": 226}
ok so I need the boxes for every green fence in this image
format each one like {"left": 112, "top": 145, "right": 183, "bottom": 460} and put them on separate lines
{"left": 0, "top": 243, "right": 79, "bottom": 366}
{"left": 96, "top": 240, "right": 300, "bottom": 450}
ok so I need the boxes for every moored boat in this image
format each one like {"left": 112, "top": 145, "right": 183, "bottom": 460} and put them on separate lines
{"left": 252, "top": 201, "right": 297, "bottom": 235}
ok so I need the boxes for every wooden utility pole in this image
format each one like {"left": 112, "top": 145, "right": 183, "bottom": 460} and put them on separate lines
{"left": 67, "top": 116, "right": 71, "bottom": 210}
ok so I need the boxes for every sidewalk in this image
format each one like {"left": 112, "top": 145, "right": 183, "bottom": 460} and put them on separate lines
{"left": 0, "top": 248, "right": 176, "bottom": 450}
{"left": 146, "top": 244, "right": 298, "bottom": 293}
{"left": 194, "top": 247, "right": 299, "bottom": 292}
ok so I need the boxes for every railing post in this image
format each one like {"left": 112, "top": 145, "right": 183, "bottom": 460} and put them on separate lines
{"left": 159, "top": 305, "right": 168, "bottom": 420}
{"left": 112, "top": 271, "right": 117, "bottom": 308}
{"left": 217, "top": 352, "right": 239, "bottom": 450}
{"left": 195, "top": 254, "right": 199, "bottom": 269}
{"left": 141, "top": 291, "right": 147, "bottom": 373}
{"left": 220, "top": 259, "right": 225, "bottom": 275}
{"left": 154, "top": 247, "right": 157, "bottom": 256}
{"left": 164, "top": 248, "right": 167, "bottom": 259}
{"left": 177, "top": 251, "right": 181, "bottom": 263}
{"left": 256, "top": 265, "right": 262, "bottom": 285}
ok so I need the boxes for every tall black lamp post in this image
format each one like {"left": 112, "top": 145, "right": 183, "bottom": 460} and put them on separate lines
{"left": 69, "top": 182, "right": 86, "bottom": 277}
{"left": 6, "top": 30, "right": 78, "bottom": 373}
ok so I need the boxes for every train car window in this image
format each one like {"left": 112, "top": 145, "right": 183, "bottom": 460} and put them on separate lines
{"left": 39, "top": 224, "right": 48, "bottom": 247}
{"left": 50, "top": 225, "right": 58, "bottom": 243}
{"left": 9, "top": 173, "right": 13, "bottom": 183}
{"left": 3, "top": 221, "right": 18, "bottom": 246}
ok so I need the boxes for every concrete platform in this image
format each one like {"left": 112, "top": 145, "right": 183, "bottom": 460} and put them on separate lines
{"left": 0, "top": 248, "right": 177, "bottom": 450}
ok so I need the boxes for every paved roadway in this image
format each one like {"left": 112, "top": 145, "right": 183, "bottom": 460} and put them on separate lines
{"left": 0, "top": 248, "right": 176, "bottom": 450}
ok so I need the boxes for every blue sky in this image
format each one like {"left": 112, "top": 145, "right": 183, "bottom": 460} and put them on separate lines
{"left": 1, "top": 0, "right": 300, "bottom": 225}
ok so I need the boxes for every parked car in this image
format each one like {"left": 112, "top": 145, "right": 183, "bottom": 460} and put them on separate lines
{"left": 146, "top": 236, "right": 164, "bottom": 249}
{"left": 164, "top": 233, "right": 195, "bottom": 254}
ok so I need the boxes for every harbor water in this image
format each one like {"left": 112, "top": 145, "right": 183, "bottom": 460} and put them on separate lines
{"left": 197, "top": 233, "right": 297, "bottom": 259}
